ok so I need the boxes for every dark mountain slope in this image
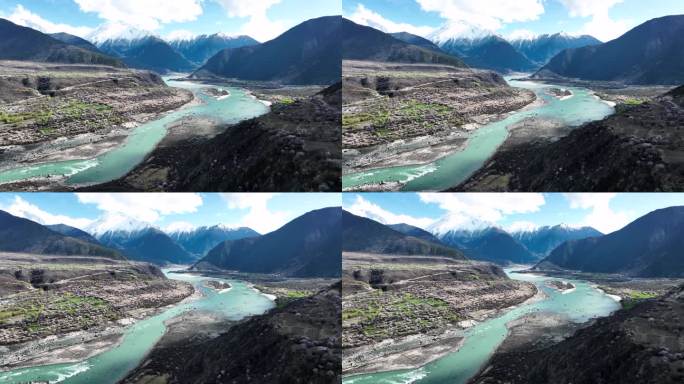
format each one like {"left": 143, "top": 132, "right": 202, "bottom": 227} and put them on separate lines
{"left": 0, "top": 210, "right": 124, "bottom": 259}
{"left": 390, "top": 32, "right": 444, "bottom": 53}
{"left": 510, "top": 33, "right": 601, "bottom": 66}
{"left": 167, "top": 226, "right": 259, "bottom": 258}
{"left": 512, "top": 225, "right": 603, "bottom": 257}
{"left": 195, "top": 207, "right": 341, "bottom": 277}
{"left": 388, "top": 223, "right": 444, "bottom": 244}
{"left": 97, "top": 228, "right": 194, "bottom": 265}
{"left": 471, "top": 284, "right": 684, "bottom": 384}
{"left": 536, "top": 206, "right": 684, "bottom": 277}
{"left": 0, "top": 18, "right": 123, "bottom": 67}
{"left": 342, "top": 19, "right": 466, "bottom": 67}
{"left": 98, "top": 36, "right": 195, "bottom": 73}
{"left": 438, "top": 228, "right": 536, "bottom": 264}
{"left": 49, "top": 32, "right": 102, "bottom": 53}
{"left": 537, "top": 15, "right": 684, "bottom": 84}
{"left": 168, "top": 34, "right": 258, "bottom": 66}
{"left": 438, "top": 35, "right": 535, "bottom": 73}
{"left": 46, "top": 224, "right": 101, "bottom": 245}
{"left": 343, "top": 211, "right": 465, "bottom": 258}
{"left": 196, "top": 16, "right": 341, "bottom": 85}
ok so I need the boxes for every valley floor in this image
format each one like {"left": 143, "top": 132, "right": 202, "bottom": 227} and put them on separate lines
{"left": 341, "top": 252, "right": 537, "bottom": 375}
{"left": 342, "top": 60, "right": 536, "bottom": 183}
{"left": 0, "top": 61, "right": 194, "bottom": 188}
{"left": 0, "top": 252, "right": 194, "bottom": 370}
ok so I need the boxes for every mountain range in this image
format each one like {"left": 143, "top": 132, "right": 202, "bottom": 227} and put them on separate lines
{"left": 197, "top": 16, "right": 341, "bottom": 85}
{"left": 167, "top": 225, "right": 259, "bottom": 258}
{"left": 511, "top": 225, "right": 603, "bottom": 257}
{"left": 0, "top": 210, "right": 124, "bottom": 259}
{"left": 342, "top": 211, "right": 465, "bottom": 258}
{"left": 537, "top": 15, "right": 684, "bottom": 84}
{"left": 536, "top": 206, "right": 684, "bottom": 277}
{"left": 195, "top": 207, "right": 341, "bottom": 277}
{"left": 168, "top": 34, "right": 259, "bottom": 67}
{"left": 342, "top": 19, "right": 466, "bottom": 68}
{"left": 509, "top": 33, "right": 601, "bottom": 66}
{"left": 436, "top": 226, "right": 537, "bottom": 264}
{"left": 0, "top": 18, "right": 123, "bottom": 67}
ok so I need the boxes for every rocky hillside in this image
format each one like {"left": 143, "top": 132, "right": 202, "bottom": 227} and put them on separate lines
{"left": 343, "top": 19, "right": 465, "bottom": 67}
{"left": 390, "top": 32, "right": 444, "bottom": 53}
{"left": 0, "top": 210, "right": 124, "bottom": 259}
{"left": 388, "top": 223, "right": 444, "bottom": 244}
{"left": 87, "top": 82, "right": 341, "bottom": 192}
{"left": 470, "top": 284, "right": 684, "bottom": 384}
{"left": 46, "top": 224, "right": 101, "bottom": 245}
{"left": 0, "top": 18, "right": 123, "bottom": 67}
{"left": 455, "top": 85, "right": 684, "bottom": 192}
{"left": 123, "top": 283, "right": 341, "bottom": 384}
{"left": 535, "top": 206, "right": 684, "bottom": 277}
{"left": 536, "top": 15, "right": 684, "bottom": 85}
{"left": 197, "top": 16, "right": 341, "bottom": 85}
{"left": 49, "top": 32, "right": 102, "bottom": 54}
{"left": 343, "top": 211, "right": 465, "bottom": 258}
{"left": 195, "top": 207, "right": 341, "bottom": 278}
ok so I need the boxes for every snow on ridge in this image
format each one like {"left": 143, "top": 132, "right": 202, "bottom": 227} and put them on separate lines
{"left": 428, "top": 22, "right": 496, "bottom": 45}
{"left": 428, "top": 214, "right": 495, "bottom": 237}
{"left": 86, "top": 214, "right": 154, "bottom": 237}
{"left": 86, "top": 23, "right": 155, "bottom": 45}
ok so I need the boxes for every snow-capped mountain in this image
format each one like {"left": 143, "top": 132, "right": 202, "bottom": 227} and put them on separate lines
{"left": 428, "top": 22, "right": 536, "bottom": 73}
{"left": 510, "top": 224, "right": 603, "bottom": 257}
{"left": 86, "top": 23, "right": 154, "bottom": 46}
{"left": 166, "top": 33, "right": 259, "bottom": 66}
{"left": 86, "top": 215, "right": 193, "bottom": 265}
{"left": 166, "top": 225, "right": 260, "bottom": 257}
{"left": 85, "top": 23, "right": 195, "bottom": 73}
{"left": 508, "top": 33, "right": 601, "bottom": 66}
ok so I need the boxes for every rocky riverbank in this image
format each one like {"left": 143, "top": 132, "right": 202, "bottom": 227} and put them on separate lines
{"left": 342, "top": 60, "right": 536, "bottom": 179}
{"left": 81, "top": 82, "right": 342, "bottom": 192}
{"left": 0, "top": 253, "right": 194, "bottom": 369}
{"left": 469, "top": 284, "right": 684, "bottom": 384}
{"left": 453, "top": 85, "right": 684, "bottom": 192}
{"left": 0, "top": 61, "right": 194, "bottom": 178}
{"left": 122, "top": 283, "right": 341, "bottom": 384}
{"left": 342, "top": 253, "right": 537, "bottom": 375}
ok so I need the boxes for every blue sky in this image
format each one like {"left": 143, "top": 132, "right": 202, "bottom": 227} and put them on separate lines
{"left": 343, "top": 0, "right": 684, "bottom": 41}
{"left": 343, "top": 193, "right": 684, "bottom": 234}
{"left": 0, "top": 193, "right": 341, "bottom": 234}
{"left": 0, "top": 0, "right": 341, "bottom": 41}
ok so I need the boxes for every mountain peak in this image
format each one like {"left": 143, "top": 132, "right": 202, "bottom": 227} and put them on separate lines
{"left": 428, "top": 22, "right": 496, "bottom": 45}
{"left": 87, "top": 23, "right": 155, "bottom": 45}
{"left": 87, "top": 214, "right": 153, "bottom": 236}
{"left": 428, "top": 214, "right": 495, "bottom": 236}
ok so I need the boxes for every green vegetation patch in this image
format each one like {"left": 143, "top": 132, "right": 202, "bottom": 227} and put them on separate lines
{"left": 342, "top": 109, "right": 390, "bottom": 130}
{"left": 53, "top": 292, "right": 109, "bottom": 315}
{"left": 622, "top": 290, "right": 658, "bottom": 310}
{"left": 624, "top": 98, "right": 644, "bottom": 105}
{"left": 279, "top": 97, "right": 295, "bottom": 105}
{"left": 0, "top": 110, "right": 52, "bottom": 124}
{"left": 0, "top": 302, "right": 44, "bottom": 323}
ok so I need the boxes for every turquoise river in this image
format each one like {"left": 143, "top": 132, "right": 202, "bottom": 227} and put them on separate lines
{"left": 0, "top": 78, "right": 269, "bottom": 186}
{"left": 0, "top": 270, "right": 275, "bottom": 383}
{"left": 342, "top": 78, "right": 615, "bottom": 191}
{"left": 343, "top": 268, "right": 621, "bottom": 384}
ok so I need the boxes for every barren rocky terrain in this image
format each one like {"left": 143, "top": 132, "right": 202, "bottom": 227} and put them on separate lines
{"left": 342, "top": 252, "right": 537, "bottom": 374}
{"left": 0, "top": 252, "right": 193, "bottom": 368}
{"left": 0, "top": 60, "right": 193, "bottom": 170}
{"left": 342, "top": 60, "right": 536, "bottom": 174}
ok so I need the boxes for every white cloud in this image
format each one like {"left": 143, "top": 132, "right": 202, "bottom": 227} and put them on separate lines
{"left": 7, "top": 5, "right": 93, "bottom": 38}
{"left": 75, "top": 193, "right": 203, "bottom": 223}
{"left": 74, "top": 0, "right": 203, "bottom": 31}
{"left": 213, "top": 0, "right": 285, "bottom": 42}
{"left": 563, "top": 193, "right": 631, "bottom": 233}
{"left": 559, "top": 0, "right": 630, "bottom": 41}
{"left": 346, "top": 195, "right": 435, "bottom": 229}
{"left": 4, "top": 196, "right": 94, "bottom": 230}
{"left": 164, "top": 221, "right": 196, "bottom": 233}
{"left": 416, "top": 0, "right": 544, "bottom": 31}
{"left": 347, "top": 4, "right": 435, "bottom": 37}
{"left": 220, "top": 193, "right": 288, "bottom": 234}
